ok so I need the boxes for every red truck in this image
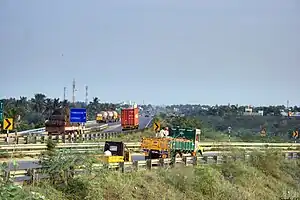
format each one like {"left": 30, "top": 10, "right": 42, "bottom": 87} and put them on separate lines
{"left": 121, "top": 107, "right": 139, "bottom": 131}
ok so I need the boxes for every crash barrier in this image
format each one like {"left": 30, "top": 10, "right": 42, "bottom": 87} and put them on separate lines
{"left": 0, "top": 142, "right": 143, "bottom": 157}
{"left": 0, "top": 140, "right": 300, "bottom": 158}
{"left": 3, "top": 150, "right": 300, "bottom": 184}
{"left": 0, "top": 124, "right": 146, "bottom": 145}
{"left": 2, "top": 140, "right": 300, "bottom": 158}
{"left": 2, "top": 120, "right": 98, "bottom": 136}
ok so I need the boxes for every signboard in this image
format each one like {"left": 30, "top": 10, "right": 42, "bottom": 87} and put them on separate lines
{"left": 70, "top": 108, "right": 87, "bottom": 123}
{"left": 3, "top": 118, "right": 13, "bottom": 130}
{"left": 293, "top": 130, "right": 299, "bottom": 138}
{"left": 153, "top": 121, "right": 160, "bottom": 132}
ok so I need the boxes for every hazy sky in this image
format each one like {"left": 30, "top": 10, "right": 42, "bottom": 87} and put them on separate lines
{"left": 0, "top": 0, "right": 299, "bottom": 106}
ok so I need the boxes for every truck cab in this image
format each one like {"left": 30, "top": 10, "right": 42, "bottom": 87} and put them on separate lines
{"left": 99, "top": 141, "right": 132, "bottom": 163}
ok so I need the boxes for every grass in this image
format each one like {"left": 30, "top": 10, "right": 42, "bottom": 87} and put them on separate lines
{"left": 12, "top": 149, "right": 300, "bottom": 200}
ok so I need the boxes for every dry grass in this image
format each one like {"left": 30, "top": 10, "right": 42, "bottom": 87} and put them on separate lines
{"left": 21, "top": 149, "right": 300, "bottom": 200}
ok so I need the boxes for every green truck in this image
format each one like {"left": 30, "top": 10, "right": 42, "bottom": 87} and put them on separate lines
{"left": 141, "top": 127, "right": 203, "bottom": 161}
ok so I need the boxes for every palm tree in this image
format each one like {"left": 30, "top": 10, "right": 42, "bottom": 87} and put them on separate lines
{"left": 44, "top": 98, "right": 53, "bottom": 118}
{"left": 53, "top": 98, "right": 62, "bottom": 110}
{"left": 31, "top": 93, "right": 46, "bottom": 113}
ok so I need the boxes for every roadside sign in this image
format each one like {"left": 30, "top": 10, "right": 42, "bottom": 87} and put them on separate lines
{"left": 153, "top": 121, "right": 160, "bottom": 132}
{"left": 70, "top": 108, "right": 87, "bottom": 123}
{"left": 3, "top": 118, "right": 13, "bottom": 130}
{"left": 293, "top": 130, "right": 299, "bottom": 138}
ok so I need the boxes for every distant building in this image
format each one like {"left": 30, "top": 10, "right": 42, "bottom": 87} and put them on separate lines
{"left": 243, "top": 106, "right": 263, "bottom": 116}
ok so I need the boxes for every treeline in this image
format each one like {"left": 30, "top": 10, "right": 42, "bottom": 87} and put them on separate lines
{"left": 165, "top": 104, "right": 300, "bottom": 117}
{"left": 156, "top": 114, "right": 300, "bottom": 142}
{"left": 1, "top": 94, "right": 138, "bottom": 131}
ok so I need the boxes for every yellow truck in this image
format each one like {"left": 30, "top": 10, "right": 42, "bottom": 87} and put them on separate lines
{"left": 141, "top": 128, "right": 204, "bottom": 159}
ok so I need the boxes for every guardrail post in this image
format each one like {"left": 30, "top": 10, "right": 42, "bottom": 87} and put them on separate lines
{"left": 193, "top": 156, "right": 197, "bottom": 166}
{"left": 55, "top": 135, "right": 58, "bottom": 143}
{"left": 74, "top": 134, "right": 78, "bottom": 142}
{"left": 62, "top": 135, "right": 65, "bottom": 143}
{"left": 119, "top": 162, "right": 125, "bottom": 173}
{"left": 133, "top": 160, "right": 139, "bottom": 171}
{"left": 213, "top": 156, "right": 218, "bottom": 164}
{"left": 146, "top": 159, "right": 152, "bottom": 170}
{"left": 15, "top": 134, "right": 19, "bottom": 144}
{"left": 41, "top": 135, "right": 45, "bottom": 143}
{"left": 25, "top": 136, "right": 29, "bottom": 144}
{"left": 183, "top": 157, "right": 187, "bottom": 166}
{"left": 89, "top": 133, "right": 92, "bottom": 141}
{"left": 203, "top": 156, "right": 208, "bottom": 164}
{"left": 5, "top": 136, "right": 9, "bottom": 144}
{"left": 4, "top": 170, "right": 10, "bottom": 182}
{"left": 159, "top": 158, "right": 165, "bottom": 167}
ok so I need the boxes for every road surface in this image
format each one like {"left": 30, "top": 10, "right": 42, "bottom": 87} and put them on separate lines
{"left": 103, "top": 116, "right": 152, "bottom": 133}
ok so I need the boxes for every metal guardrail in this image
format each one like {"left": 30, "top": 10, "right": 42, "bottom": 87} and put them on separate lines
{"left": 0, "top": 124, "right": 148, "bottom": 145}
{"left": 15, "top": 120, "right": 97, "bottom": 135}
{"left": 1, "top": 140, "right": 300, "bottom": 157}
{"left": 4, "top": 150, "right": 300, "bottom": 183}
{"left": 0, "top": 124, "right": 110, "bottom": 144}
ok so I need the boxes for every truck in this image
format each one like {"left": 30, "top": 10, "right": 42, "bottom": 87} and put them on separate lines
{"left": 141, "top": 127, "right": 203, "bottom": 160}
{"left": 112, "top": 111, "right": 119, "bottom": 122}
{"left": 96, "top": 111, "right": 108, "bottom": 123}
{"left": 96, "top": 141, "right": 132, "bottom": 164}
{"left": 45, "top": 107, "right": 83, "bottom": 136}
{"left": 121, "top": 107, "right": 139, "bottom": 131}
{"left": 96, "top": 110, "right": 120, "bottom": 123}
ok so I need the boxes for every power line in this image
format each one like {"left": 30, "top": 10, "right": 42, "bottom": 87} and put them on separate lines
{"left": 85, "top": 85, "right": 88, "bottom": 106}
{"left": 72, "top": 78, "right": 76, "bottom": 106}
{"left": 63, "top": 87, "right": 66, "bottom": 101}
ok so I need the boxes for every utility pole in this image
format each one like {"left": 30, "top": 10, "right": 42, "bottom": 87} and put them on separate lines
{"left": 287, "top": 100, "right": 290, "bottom": 111}
{"left": 85, "top": 85, "right": 88, "bottom": 107}
{"left": 63, "top": 87, "right": 66, "bottom": 101}
{"left": 72, "top": 78, "right": 76, "bottom": 107}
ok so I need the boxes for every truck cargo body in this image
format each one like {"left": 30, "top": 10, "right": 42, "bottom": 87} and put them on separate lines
{"left": 96, "top": 111, "right": 108, "bottom": 123}
{"left": 121, "top": 107, "right": 139, "bottom": 131}
{"left": 97, "top": 110, "right": 119, "bottom": 123}
{"left": 45, "top": 108, "right": 83, "bottom": 135}
{"left": 141, "top": 128, "right": 202, "bottom": 159}
{"left": 141, "top": 137, "right": 195, "bottom": 159}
